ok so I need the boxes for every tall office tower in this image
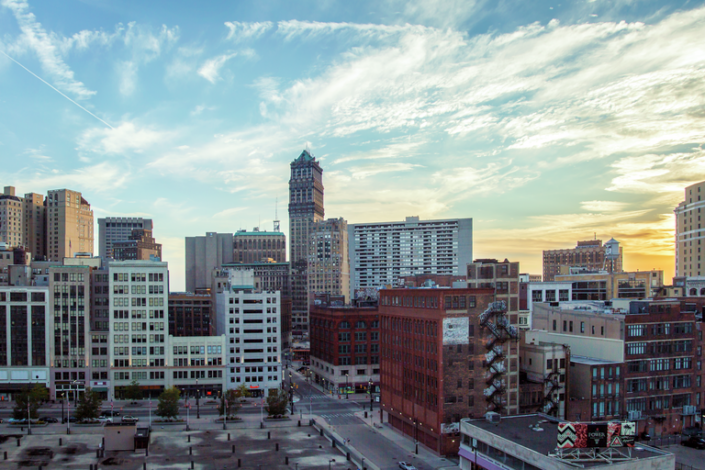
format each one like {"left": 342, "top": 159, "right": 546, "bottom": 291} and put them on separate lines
{"left": 233, "top": 229, "right": 286, "bottom": 263}
{"left": 0, "top": 286, "right": 51, "bottom": 397}
{"left": 49, "top": 264, "right": 92, "bottom": 401}
{"left": 308, "top": 217, "right": 350, "bottom": 302}
{"left": 47, "top": 189, "right": 94, "bottom": 261}
{"left": 0, "top": 186, "right": 46, "bottom": 258}
{"left": 288, "top": 150, "right": 324, "bottom": 333}
{"left": 113, "top": 229, "right": 162, "bottom": 261}
{"left": 108, "top": 260, "right": 168, "bottom": 399}
{"left": 98, "top": 217, "right": 154, "bottom": 259}
{"left": 348, "top": 216, "right": 473, "bottom": 294}
{"left": 675, "top": 180, "right": 705, "bottom": 277}
{"left": 185, "top": 232, "right": 234, "bottom": 293}
{"left": 542, "top": 239, "right": 623, "bottom": 282}
{"left": 214, "top": 270, "right": 282, "bottom": 397}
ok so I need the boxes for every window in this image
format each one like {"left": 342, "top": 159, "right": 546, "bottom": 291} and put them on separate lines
{"left": 580, "top": 322, "right": 585, "bottom": 333}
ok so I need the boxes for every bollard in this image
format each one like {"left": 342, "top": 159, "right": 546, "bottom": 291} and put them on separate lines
{"left": 276, "top": 442, "right": 279, "bottom": 451}
{"left": 347, "top": 452, "right": 350, "bottom": 461}
{"left": 237, "top": 458, "right": 241, "bottom": 468}
{"left": 267, "top": 431, "right": 271, "bottom": 440}
{"left": 96, "top": 449, "right": 100, "bottom": 458}
{"left": 364, "top": 411, "right": 368, "bottom": 419}
{"left": 146, "top": 447, "right": 149, "bottom": 457}
{"left": 332, "top": 440, "right": 336, "bottom": 448}
{"left": 102, "top": 437, "right": 105, "bottom": 447}
{"left": 59, "top": 438, "right": 63, "bottom": 446}
{"left": 320, "top": 428, "right": 323, "bottom": 436}
{"left": 189, "top": 446, "right": 192, "bottom": 455}
{"left": 3, "top": 451, "right": 6, "bottom": 460}
{"left": 39, "top": 466, "right": 42, "bottom": 470}
{"left": 191, "top": 461, "right": 194, "bottom": 470}
{"left": 17, "top": 438, "right": 20, "bottom": 447}
{"left": 144, "top": 463, "right": 147, "bottom": 470}
{"left": 285, "top": 456, "right": 289, "bottom": 464}
{"left": 298, "top": 420, "right": 301, "bottom": 427}
{"left": 232, "top": 444, "right": 235, "bottom": 454}
{"left": 228, "top": 433, "right": 230, "bottom": 441}
{"left": 188, "top": 435, "right": 191, "bottom": 443}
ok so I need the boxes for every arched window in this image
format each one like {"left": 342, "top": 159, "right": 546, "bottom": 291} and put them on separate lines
{"left": 356, "top": 321, "right": 366, "bottom": 329}
{"left": 700, "top": 288, "right": 705, "bottom": 296}
{"left": 690, "top": 288, "right": 698, "bottom": 296}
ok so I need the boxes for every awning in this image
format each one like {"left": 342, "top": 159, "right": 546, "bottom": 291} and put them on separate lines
{"left": 92, "top": 387, "right": 108, "bottom": 392}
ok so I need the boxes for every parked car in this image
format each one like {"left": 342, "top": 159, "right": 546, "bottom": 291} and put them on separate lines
{"left": 121, "top": 415, "right": 139, "bottom": 423}
{"left": 683, "top": 427, "right": 703, "bottom": 438}
{"left": 62, "top": 416, "right": 77, "bottom": 424}
{"left": 8, "top": 418, "right": 27, "bottom": 425}
{"left": 399, "top": 463, "right": 417, "bottom": 470}
{"left": 682, "top": 437, "right": 705, "bottom": 449}
{"left": 40, "top": 416, "right": 59, "bottom": 423}
{"left": 97, "top": 416, "right": 113, "bottom": 424}
{"left": 100, "top": 410, "right": 120, "bottom": 417}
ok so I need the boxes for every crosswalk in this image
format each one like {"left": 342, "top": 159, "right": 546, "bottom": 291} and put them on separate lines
{"left": 318, "top": 412, "right": 356, "bottom": 419}
{"left": 301, "top": 394, "right": 335, "bottom": 401}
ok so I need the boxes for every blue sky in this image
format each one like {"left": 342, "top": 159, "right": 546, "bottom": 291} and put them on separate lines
{"left": 1, "top": 0, "right": 704, "bottom": 290}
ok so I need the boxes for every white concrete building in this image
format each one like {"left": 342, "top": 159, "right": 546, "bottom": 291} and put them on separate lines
{"left": 348, "top": 216, "right": 473, "bottom": 294}
{"left": 527, "top": 281, "right": 573, "bottom": 324}
{"left": 215, "top": 270, "right": 282, "bottom": 397}
{"left": 108, "top": 260, "right": 169, "bottom": 399}
{"left": 0, "top": 286, "right": 51, "bottom": 400}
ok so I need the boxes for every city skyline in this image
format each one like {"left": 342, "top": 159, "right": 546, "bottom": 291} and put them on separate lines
{"left": 2, "top": 0, "right": 704, "bottom": 289}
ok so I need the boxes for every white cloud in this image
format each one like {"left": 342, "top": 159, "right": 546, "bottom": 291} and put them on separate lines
{"left": 198, "top": 52, "right": 238, "bottom": 83}
{"left": 2, "top": 0, "right": 96, "bottom": 99}
{"left": 78, "top": 122, "right": 172, "bottom": 155}
{"left": 117, "top": 60, "right": 137, "bottom": 95}
{"left": 224, "top": 21, "right": 273, "bottom": 41}
{"left": 212, "top": 207, "right": 248, "bottom": 219}
{"left": 580, "top": 200, "right": 629, "bottom": 212}
{"left": 11, "top": 161, "right": 130, "bottom": 193}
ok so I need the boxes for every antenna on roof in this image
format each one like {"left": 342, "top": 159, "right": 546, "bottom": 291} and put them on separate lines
{"left": 273, "top": 197, "right": 280, "bottom": 232}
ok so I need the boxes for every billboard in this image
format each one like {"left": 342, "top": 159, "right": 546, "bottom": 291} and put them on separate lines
{"left": 558, "top": 422, "right": 636, "bottom": 448}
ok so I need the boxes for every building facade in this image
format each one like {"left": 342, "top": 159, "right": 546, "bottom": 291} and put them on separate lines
{"left": 112, "top": 229, "right": 162, "bottom": 261}
{"left": 543, "top": 239, "right": 623, "bottom": 282}
{"left": 185, "top": 232, "right": 234, "bottom": 293}
{"left": 0, "top": 286, "right": 51, "bottom": 400}
{"left": 289, "top": 150, "right": 325, "bottom": 333}
{"left": 309, "top": 304, "right": 380, "bottom": 394}
{"left": 98, "top": 217, "right": 153, "bottom": 259}
{"left": 554, "top": 269, "right": 663, "bottom": 300}
{"left": 0, "top": 187, "right": 46, "bottom": 259}
{"left": 47, "top": 189, "right": 94, "bottom": 261}
{"left": 215, "top": 262, "right": 291, "bottom": 297}
{"left": 233, "top": 229, "right": 286, "bottom": 263}
{"left": 519, "top": 339, "right": 569, "bottom": 419}
{"left": 348, "top": 216, "right": 473, "bottom": 293}
{"left": 380, "top": 287, "right": 515, "bottom": 456}
{"left": 309, "top": 217, "right": 350, "bottom": 304}
{"left": 675, "top": 180, "right": 705, "bottom": 277}
{"left": 168, "top": 292, "right": 214, "bottom": 337}
{"left": 214, "top": 271, "right": 282, "bottom": 397}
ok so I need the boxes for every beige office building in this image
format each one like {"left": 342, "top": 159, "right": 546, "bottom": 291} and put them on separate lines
{"left": 308, "top": 217, "right": 350, "bottom": 304}
{"left": 675, "top": 180, "right": 705, "bottom": 277}
{"left": 47, "top": 189, "right": 94, "bottom": 261}
{"left": 0, "top": 186, "right": 46, "bottom": 258}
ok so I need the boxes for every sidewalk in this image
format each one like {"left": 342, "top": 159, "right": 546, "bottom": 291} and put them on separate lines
{"left": 353, "top": 409, "right": 460, "bottom": 470}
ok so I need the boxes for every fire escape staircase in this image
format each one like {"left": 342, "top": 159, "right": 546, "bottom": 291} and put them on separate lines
{"left": 542, "top": 371, "right": 561, "bottom": 415}
{"left": 480, "top": 301, "right": 518, "bottom": 414}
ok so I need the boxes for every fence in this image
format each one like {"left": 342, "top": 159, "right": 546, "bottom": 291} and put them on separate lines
{"left": 676, "top": 464, "right": 699, "bottom": 470}
{"left": 645, "top": 435, "right": 682, "bottom": 448}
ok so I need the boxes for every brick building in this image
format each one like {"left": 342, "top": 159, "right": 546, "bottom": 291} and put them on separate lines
{"left": 380, "top": 287, "right": 518, "bottom": 456}
{"left": 168, "top": 292, "right": 214, "bottom": 337}
{"left": 309, "top": 303, "right": 380, "bottom": 394}
{"left": 543, "top": 239, "right": 623, "bottom": 282}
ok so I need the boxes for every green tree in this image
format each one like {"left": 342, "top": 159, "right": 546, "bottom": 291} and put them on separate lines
{"left": 74, "top": 387, "right": 102, "bottom": 422}
{"left": 266, "top": 389, "right": 289, "bottom": 417}
{"left": 156, "top": 387, "right": 180, "bottom": 421}
{"left": 234, "top": 384, "right": 250, "bottom": 401}
{"left": 13, "top": 383, "right": 48, "bottom": 421}
{"left": 125, "top": 379, "right": 142, "bottom": 403}
{"left": 217, "top": 389, "right": 241, "bottom": 418}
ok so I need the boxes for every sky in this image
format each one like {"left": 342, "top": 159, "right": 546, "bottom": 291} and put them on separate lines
{"left": 1, "top": 0, "right": 704, "bottom": 291}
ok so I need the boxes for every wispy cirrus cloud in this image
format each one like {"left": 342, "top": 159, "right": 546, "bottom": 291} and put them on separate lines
{"left": 77, "top": 122, "right": 173, "bottom": 156}
{"left": 7, "top": 161, "right": 131, "bottom": 193}
{"left": 198, "top": 52, "right": 238, "bottom": 83}
{"left": 224, "top": 21, "right": 273, "bottom": 41}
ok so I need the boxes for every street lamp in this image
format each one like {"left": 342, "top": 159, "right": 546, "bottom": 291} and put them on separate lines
{"left": 221, "top": 390, "right": 227, "bottom": 430}
{"left": 196, "top": 379, "right": 200, "bottom": 420}
{"left": 345, "top": 374, "right": 349, "bottom": 399}
{"left": 368, "top": 379, "right": 373, "bottom": 410}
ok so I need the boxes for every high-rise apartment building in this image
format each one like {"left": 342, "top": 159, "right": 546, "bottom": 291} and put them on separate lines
{"left": 348, "top": 216, "right": 473, "bottom": 294}
{"left": 289, "top": 150, "right": 324, "bottom": 333}
{"left": 0, "top": 186, "right": 46, "bottom": 259}
{"left": 185, "top": 232, "right": 234, "bottom": 293}
{"left": 108, "top": 260, "right": 169, "bottom": 399}
{"left": 233, "top": 229, "right": 286, "bottom": 263}
{"left": 98, "top": 217, "right": 153, "bottom": 259}
{"left": 113, "top": 229, "right": 162, "bottom": 261}
{"left": 214, "top": 270, "right": 282, "bottom": 397}
{"left": 309, "top": 217, "right": 350, "bottom": 303}
{"left": 675, "top": 180, "right": 705, "bottom": 277}
{"left": 542, "top": 239, "right": 623, "bottom": 282}
{"left": 47, "top": 189, "right": 94, "bottom": 261}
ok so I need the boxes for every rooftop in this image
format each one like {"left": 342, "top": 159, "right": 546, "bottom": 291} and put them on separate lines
{"left": 571, "top": 355, "right": 622, "bottom": 365}
{"left": 465, "top": 414, "right": 667, "bottom": 467}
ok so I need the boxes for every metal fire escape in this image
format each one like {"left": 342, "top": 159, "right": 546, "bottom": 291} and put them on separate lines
{"left": 542, "top": 370, "right": 560, "bottom": 416}
{"left": 480, "top": 301, "right": 518, "bottom": 414}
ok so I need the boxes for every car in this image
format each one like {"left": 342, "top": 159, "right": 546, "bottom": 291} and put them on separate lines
{"left": 121, "top": 415, "right": 139, "bottom": 423}
{"left": 61, "top": 416, "right": 77, "bottom": 424}
{"left": 40, "top": 416, "right": 59, "bottom": 423}
{"left": 682, "top": 437, "right": 705, "bottom": 449}
{"left": 8, "top": 418, "right": 27, "bottom": 424}
{"left": 399, "top": 463, "right": 417, "bottom": 470}
{"left": 97, "top": 417, "right": 113, "bottom": 424}
{"left": 100, "top": 410, "right": 120, "bottom": 417}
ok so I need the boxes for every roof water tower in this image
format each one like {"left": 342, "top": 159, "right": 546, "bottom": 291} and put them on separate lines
{"left": 603, "top": 238, "right": 620, "bottom": 272}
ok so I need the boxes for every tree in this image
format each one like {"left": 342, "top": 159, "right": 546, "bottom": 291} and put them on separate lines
{"left": 125, "top": 379, "right": 142, "bottom": 403}
{"left": 75, "top": 387, "right": 102, "bottom": 422}
{"left": 156, "top": 387, "right": 180, "bottom": 421}
{"left": 13, "top": 383, "right": 48, "bottom": 421}
{"left": 218, "top": 389, "right": 241, "bottom": 418}
{"left": 234, "top": 384, "right": 250, "bottom": 401}
{"left": 266, "top": 389, "right": 289, "bottom": 417}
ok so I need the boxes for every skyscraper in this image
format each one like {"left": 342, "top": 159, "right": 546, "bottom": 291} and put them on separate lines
{"left": 288, "top": 150, "right": 324, "bottom": 333}
{"left": 98, "top": 217, "right": 154, "bottom": 259}
{"left": 47, "top": 189, "right": 94, "bottom": 260}
{"left": 675, "top": 180, "right": 705, "bottom": 277}
{"left": 308, "top": 217, "right": 349, "bottom": 303}
{"left": 0, "top": 186, "right": 46, "bottom": 259}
